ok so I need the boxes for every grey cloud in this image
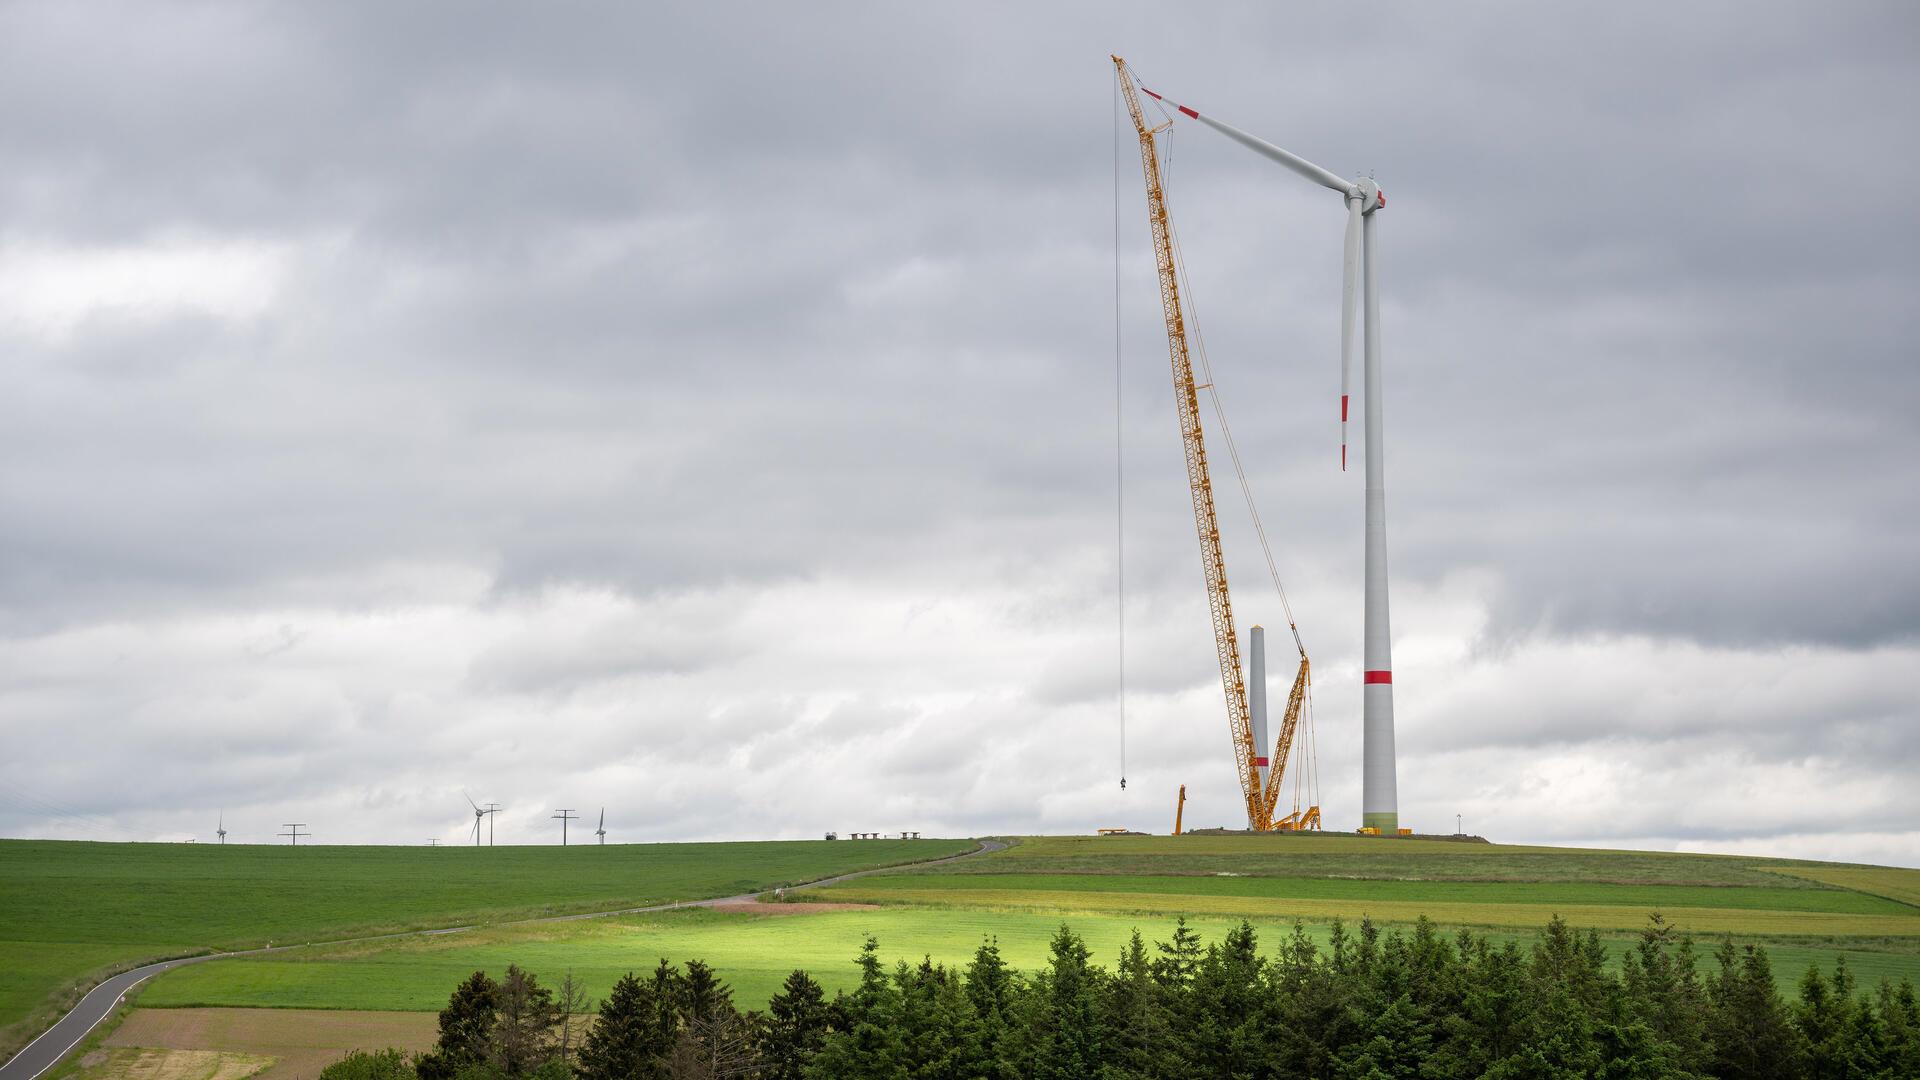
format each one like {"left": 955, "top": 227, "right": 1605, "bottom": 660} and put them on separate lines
{"left": 1, "top": 1, "right": 1916, "bottom": 856}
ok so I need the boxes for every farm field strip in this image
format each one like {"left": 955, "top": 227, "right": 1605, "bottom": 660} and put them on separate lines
{"left": 105, "top": 1009, "right": 437, "bottom": 1080}
{"left": 68, "top": 1047, "right": 273, "bottom": 1080}
{"left": 806, "top": 885, "right": 1920, "bottom": 937}
{"left": 0, "top": 839, "right": 972, "bottom": 947}
{"left": 1769, "top": 867, "right": 1920, "bottom": 908}
{"left": 961, "top": 836, "right": 1865, "bottom": 889}
{"left": 0, "top": 838, "right": 974, "bottom": 1061}
{"left": 839, "top": 872, "right": 1914, "bottom": 914}
{"left": 136, "top": 906, "right": 1920, "bottom": 1016}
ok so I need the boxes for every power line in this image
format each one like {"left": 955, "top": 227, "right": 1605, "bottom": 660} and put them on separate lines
{"left": 1113, "top": 66, "right": 1128, "bottom": 792}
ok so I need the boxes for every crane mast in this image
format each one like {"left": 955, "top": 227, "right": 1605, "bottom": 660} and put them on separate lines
{"left": 1113, "top": 55, "right": 1315, "bottom": 832}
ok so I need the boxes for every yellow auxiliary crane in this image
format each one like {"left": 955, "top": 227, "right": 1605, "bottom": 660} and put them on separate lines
{"left": 1114, "top": 55, "right": 1318, "bottom": 833}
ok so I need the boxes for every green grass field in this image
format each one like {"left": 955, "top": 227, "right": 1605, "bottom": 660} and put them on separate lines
{"left": 0, "top": 838, "right": 973, "bottom": 1059}
{"left": 9, "top": 831, "right": 1920, "bottom": 1070}
{"left": 138, "top": 902, "right": 1920, "bottom": 1017}
{"left": 821, "top": 870, "right": 1914, "bottom": 914}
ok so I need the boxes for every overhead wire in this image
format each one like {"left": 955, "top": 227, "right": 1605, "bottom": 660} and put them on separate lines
{"left": 1140, "top": 67, "right": 1320, "bottom": 818}
{"left": 1153, "top": 112, "right": 1301, "bottom": 647}
{"left": 1113, "top": 69, "right": 1127, "bottom": 791}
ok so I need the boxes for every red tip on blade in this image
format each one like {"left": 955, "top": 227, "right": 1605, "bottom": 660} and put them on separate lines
{"left": 1140, "top": 86, "right": 1162, "bottom": 100}
{"left": 1342, "top": 445, "right": 1347, "bottom": 471}
{"left": 1178, "top": 105, "right": 1199, "bottom": 119}
{"left": 1341, "top": 394, "right": 1349, "bottom": 422}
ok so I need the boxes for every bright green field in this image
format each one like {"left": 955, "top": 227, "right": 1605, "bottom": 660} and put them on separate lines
{"left": 0, "top": 838, "right": 972, "bottom": 1058}
{"left": 140, "top": 904, "right": 1920, "bottom": 1016}
{"left": 125, "top": 832, "right": 1920, "bottom": 1020}
{"left": 827, "top": 871, "right": 1915, "bottom": 914}
{"left": 14, "top": 831, "right": 1920, "bottom": 1065}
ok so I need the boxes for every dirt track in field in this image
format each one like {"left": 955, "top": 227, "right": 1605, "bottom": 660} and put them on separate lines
{"left": 107, "top": 1011, "right": 434, "bottom": 1080}
{"left": 706, "top": 900, "right": 880, "bottom": 916}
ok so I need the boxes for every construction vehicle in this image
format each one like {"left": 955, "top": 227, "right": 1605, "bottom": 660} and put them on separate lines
{"left": 1113, "top": 55, "right": 1320, "bottom": 833}
{"left": 1173, "top": 784, "right": 1186, "bottom": 836}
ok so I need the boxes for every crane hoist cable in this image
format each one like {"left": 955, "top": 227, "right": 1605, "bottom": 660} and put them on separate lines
{"left": 1112, "top": 55, "right": 1320, "bottom": 832}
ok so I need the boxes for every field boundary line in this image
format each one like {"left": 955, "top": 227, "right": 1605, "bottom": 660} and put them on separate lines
{"left": 1762, "top": 867, "right": 1920, "bottom": 912}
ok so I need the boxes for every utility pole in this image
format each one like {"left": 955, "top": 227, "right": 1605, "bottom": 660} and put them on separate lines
{"left": 278, "top": 824, "right": 308, "bottom": 846}
{"left": 486, "top": 803, "right": 501, "bottom": 846}
{"left": 552, "top": 809, "right": 578, "bottom": 846}
{"left": 429, "top": 838, "right": 439, "bottom": 847}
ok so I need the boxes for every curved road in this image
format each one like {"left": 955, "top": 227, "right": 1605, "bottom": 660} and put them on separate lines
{"left": 0, "top": 839, "right": 1006, "bottom": 1080}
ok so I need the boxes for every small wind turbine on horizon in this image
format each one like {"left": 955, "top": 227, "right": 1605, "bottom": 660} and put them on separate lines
{"left": 216, "top": 811, "right": 226, "bottom": 845}
{"left": 595, "top": 808, "right": 606, "bottom": 845}
{"left": 464, "top": 791, "right": 501, "bottom": 847}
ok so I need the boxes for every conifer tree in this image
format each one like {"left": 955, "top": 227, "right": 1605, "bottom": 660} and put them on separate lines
{"left": 1706, "top": 939, "right": 1804, "bottom": 1080}
{"left": 490, "top": 964, "right": 561, "bottom": 1076}
{"left": 1100, "top": 930, "right": 1171, "bottom": 1079}
{"left": 576, "top": 971, "right": 673, "bottom": 1080}
{"left": 961, "top": 938, "right": 1018, "bottom": 1078}
{"left": 1028, "top": 925, "right": 1103, "bottom": 1080}
{"left": 806, "top": 937, "right": 909, "bottom": 1080}
{"left": 759, "top": 970, "right": 829, "bottom": 1080}
{"left": 417, "top": 971, "right": 501, "bottom": 1080}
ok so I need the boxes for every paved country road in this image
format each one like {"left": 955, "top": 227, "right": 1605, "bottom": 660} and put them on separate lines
{"left": 0, "top": 838, "right": 1006, "bottom": 1080}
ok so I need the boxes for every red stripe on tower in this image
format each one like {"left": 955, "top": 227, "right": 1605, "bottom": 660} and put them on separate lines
{"left": 1254, "top": 757, "right": 1269, "bottom": 767}
{"left": 1364, "top": 670, "right": 1393, "bottom": 684}
{"left": 1178, "top": 105, "right": 1199, "bottom": 119}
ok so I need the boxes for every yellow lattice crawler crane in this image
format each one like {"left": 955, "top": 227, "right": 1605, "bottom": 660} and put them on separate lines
{"left": 1114, "top": 55, "right": 1318, "bottom": 833}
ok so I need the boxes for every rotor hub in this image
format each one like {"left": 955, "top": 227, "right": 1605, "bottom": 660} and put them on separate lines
{"left": 1354, "top": 177, "right": 1385, "bottom": 213}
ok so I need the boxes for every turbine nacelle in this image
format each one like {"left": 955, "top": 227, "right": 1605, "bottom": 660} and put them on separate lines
{"left": 1352, "top": 178, "right": 1385, "bottom": 213}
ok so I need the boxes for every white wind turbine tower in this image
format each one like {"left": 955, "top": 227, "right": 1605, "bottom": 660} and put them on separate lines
{"left": 463, "top": 791, "right": 495, "bottom": 847}
{"left": 1136, "top": 77, "right": 1402, "bottom": 833}
{"left": 216, "top": 811, "right": 226, "bottom": 845}
{"left": 595, "top": 808, "right": 606, "bottom": 845}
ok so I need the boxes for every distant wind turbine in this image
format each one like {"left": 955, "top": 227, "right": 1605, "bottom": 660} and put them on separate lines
{"left": 464, "top": 791, "right": 500, "bottom": 847}
{"left": 595, "top": 808, "right": 606, "bottom": 846}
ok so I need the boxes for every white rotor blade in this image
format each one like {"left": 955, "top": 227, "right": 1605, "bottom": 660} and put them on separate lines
{"left": 1138, "top": 85, "right": 1355, "bottom": 197}
{"left": 1341, "top": 195, "right": 1363, "bottom": 470}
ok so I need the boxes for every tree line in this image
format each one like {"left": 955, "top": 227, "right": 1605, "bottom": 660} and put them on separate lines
{"left": 318, "top": 915, "right": 1920, "bottom": 1079}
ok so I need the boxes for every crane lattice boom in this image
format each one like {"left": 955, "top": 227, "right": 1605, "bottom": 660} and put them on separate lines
{"left": 1113, "top": 55, "right": 1316, "bottom": 832}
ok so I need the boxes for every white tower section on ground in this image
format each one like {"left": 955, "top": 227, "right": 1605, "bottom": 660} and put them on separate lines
{"left": 1249, "top": 625, "right": 1270, "bottom": 789}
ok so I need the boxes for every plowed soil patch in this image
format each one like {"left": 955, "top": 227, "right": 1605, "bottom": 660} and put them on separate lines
{"left": 107, "top": 1009, "right": 434, "bottom": 1080}
{"left": 71, "top": 1048, "right": 272, "bottom": 1080}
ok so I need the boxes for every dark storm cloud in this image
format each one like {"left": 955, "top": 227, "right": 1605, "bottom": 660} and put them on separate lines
{"left": 1, "top": 1, "right": 1915, "bottom": 854}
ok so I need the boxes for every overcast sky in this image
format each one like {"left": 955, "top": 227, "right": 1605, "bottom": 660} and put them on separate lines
{"left": 2, "top": 3, "right": 1915, "bottom": 865}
